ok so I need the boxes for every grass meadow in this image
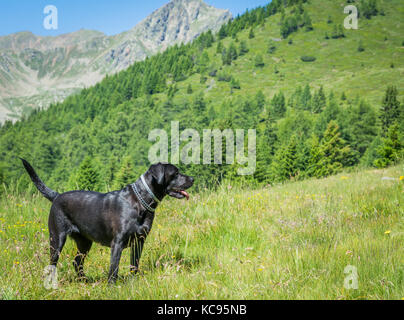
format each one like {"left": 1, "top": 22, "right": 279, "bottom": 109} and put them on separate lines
{"left": 0, "top": 164, "right": 403, "bottom": 300}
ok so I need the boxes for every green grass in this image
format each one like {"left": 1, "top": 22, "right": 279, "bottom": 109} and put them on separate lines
{"left": 0, "top": 164, "right": 403, "bottom": 300}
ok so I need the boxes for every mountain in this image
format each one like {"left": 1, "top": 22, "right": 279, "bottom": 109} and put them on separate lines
{"left": 0, "top": 0, "right": 231, "bottom": 122}
{"left": 0, "top": 0, "right": 402, "bottom": 190}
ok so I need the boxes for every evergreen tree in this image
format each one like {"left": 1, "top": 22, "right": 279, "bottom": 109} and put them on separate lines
{"left": 221, "top": 48, "right": 232, "bottom": 66}
{"left": 374, "top": 123, "right": 403, "bottom": 168}
{"left": 306, "top": 134, "right": 324, "bottom": 178}
{"left": 187, "top": 84, "right": 193, "bottom": 94}
{"left": 380, "top": 86, "right": 401, "bottom": 135}
{"left": 113, "top": 156, "right": 137, "bottom": 190}
{"left": 216, "top": 41, "right": 223, "bottom": 54}
{"left": 347, "top": 101, "right": 378, "bottom": 157}
{"left": 299, "top": 84, "right": 312, "bottom": 110}
{"left": 76, "top": 157, "right": 99, "bottom": 191}
{"left": 218, "top": 25, "right": 227, "bottom": 39}
{"left": 271, "top": 135, "right": 299, "bottom": 182}
{"left": 361, "top": 135, "right": 383, "bottom": 167}
{"left": 303, "top": 12, "right": 313, "bottom": 31}
{"left": 314, "top": 92, "right": 341, "bottom": 137}
{"left": 249, "top": 27, "right": 255, "bottom": 39}
{"left": 312, "top": 86, "right": 326, "bottom": 113}
{"left": 271, "top": 92, "right": 286, "bottom": 119}
{"left": 254, "top": 54, "right": 265, "bottom": 67}
{"left": 255, "top": 90, "right": 266, "bottom": 112}
{"left": 315, "top": 121, "right": 352, "bottom": 177}
{"left": 255, "top": 119, "right": 277, "bottom": 182}
{"left": 228, "top": 42, "right": 238, "bottom": 62}
{"left": 238, "top": 40, "right": 249, "bottom": 56}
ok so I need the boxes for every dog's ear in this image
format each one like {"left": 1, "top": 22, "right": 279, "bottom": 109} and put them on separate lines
{"left": 150, "top": 163, "right": 165, "bottom": 186}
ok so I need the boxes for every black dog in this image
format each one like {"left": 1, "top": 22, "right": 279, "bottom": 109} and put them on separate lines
{"left": 21, "top": 159, "right": 194, "bottom": 284}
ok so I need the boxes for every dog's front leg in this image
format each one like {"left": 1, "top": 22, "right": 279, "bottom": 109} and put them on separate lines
{"left": 130, "top": 237, "right": 144, "bottom": 274}
{"left": 108, "top": 238, "right": 124, "bottom": 284}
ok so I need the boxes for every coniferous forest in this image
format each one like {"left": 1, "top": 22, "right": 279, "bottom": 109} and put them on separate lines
{"left": 0, "top": 0, "right": 402, "bottom": 193}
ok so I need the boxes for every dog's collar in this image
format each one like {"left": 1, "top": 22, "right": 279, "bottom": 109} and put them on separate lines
{"left": 140, "top": 175, "right": 160, "bottom": 204}
{"left": 130, "top": 175, "right": 160, "bottom": 213}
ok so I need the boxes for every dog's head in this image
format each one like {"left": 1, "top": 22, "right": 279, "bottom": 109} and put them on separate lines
{"left": 148, "top": 163, "right": 194, "bottom": 200}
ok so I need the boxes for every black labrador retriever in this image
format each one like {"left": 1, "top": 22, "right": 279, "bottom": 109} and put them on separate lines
{"left": 20, "top": 158, "right": 194, "bottom": 284}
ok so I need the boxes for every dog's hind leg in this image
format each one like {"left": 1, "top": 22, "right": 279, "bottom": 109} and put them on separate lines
{"left": 71, "top": 234, "right": 92, "bottom": 281}
{"left": 48, "top": 206, "right": 70, "bottom": 267}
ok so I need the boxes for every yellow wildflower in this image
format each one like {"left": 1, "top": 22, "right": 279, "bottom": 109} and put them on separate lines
{"left": 384, "top": 230, "right": 391, "bottom": 234}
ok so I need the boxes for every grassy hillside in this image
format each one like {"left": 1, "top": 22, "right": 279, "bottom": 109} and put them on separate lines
{"left": 170, "top": 0, "right": 404, "bottom": 106}
{"left": 0, "top": 164, "right": 403, "bottom": 300}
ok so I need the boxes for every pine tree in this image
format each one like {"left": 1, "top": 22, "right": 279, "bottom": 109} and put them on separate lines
{"left": 374, "top": 123, "right": 403, "bottom": 168}
{"left": 316, "top": 121, "right": 352, "bottom": 177}
{"left": 249, "top": 27, "right": 255, "bottom": 39}
{"left": 312, "top": 86, "right": 326, "bottom": 113}
{"left": 271, "top": 135, "right": 299, "bottom": 182}
{"left": 347, "top": 101, "right": 378, "bottom": 157}
{"left": 303, "top": 12, "right": 313, "bottom": 31}
{"left": 255, "top": 120, "right": 277, "bottom": 183}
{"left": 306, "top": 134, "right": 324, "bottom": 178}
{"left": 271, "top": 92, "right": 286, "bottom": 119}
{"left": 76, "top": 157, "right": 99, "bottom": 191}
{"left": 228, "top": 42, "right": 238, "bottom": 62}
{"left": 216, "top": 41, "right": 223, "bottom": 54}
{"left": 113, "top": 156, "right": 137, "bottom": 190}
{"left": 299, "top": 84, "right": 312, "bottom": 110}
{"left": 254, "top": 54, "right": 265, "bottom": 67}
{"left": 221, "top": 48, "right": 232, "bottom": 66}
{"left": 218, "top": 25, "right": 227, "bottom": 40}
{"left": 238, "top": 40, "right": 249, "bottom": 56}
{"left": 380, "top": 86, "right": 401, "bottom": 136}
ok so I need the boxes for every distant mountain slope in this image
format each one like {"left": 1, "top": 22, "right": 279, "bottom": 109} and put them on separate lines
{"left": 0, "top": 0, "right": 231, "bottom": 122}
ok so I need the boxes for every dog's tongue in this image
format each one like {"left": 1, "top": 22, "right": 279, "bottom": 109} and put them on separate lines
{"left": 180, "top": 190, "right": 189, "bottom": 200}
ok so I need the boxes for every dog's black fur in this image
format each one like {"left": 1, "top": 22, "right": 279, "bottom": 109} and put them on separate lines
{"left": 21, "top": 158, "right": 194, "bottom": 283}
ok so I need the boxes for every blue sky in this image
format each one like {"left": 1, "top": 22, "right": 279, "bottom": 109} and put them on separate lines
{"left": 0, "top": 0, "right": 271, "bottom": 37}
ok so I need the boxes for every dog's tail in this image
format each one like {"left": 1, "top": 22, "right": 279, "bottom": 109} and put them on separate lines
{"left": 20, "top": 158, "right": 59, "bottom": 202}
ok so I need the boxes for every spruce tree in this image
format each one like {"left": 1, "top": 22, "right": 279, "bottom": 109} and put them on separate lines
{"left": 228, "top": 42, "right": 238, "bottom": 62}
{"left": 374, "top": 123, "right": 403, "bottom": 168}
{"left": 347, "top": 101, "right": 378, "bottom": 157}
{"left": 249, "top": 27, "right": 255, "bottom": 39}
{"left": 380, "top": 86, "right": 401, "bottom": 136}
{"left": 312, "top": 86, "right": 326, "bottom": 113}
{"left": 316, "top": 121, "right": 352, "bottom": 177}
{"left": 238, "top": 40, "right": 249, "bottom": 56}
{"left": 271, "top": 92, "right": 286, "bottom": 119}
{"left": 306, "top": 134, "right": 324, "bottom": 178}
{"left": 77, "top": 157, "right": 99, "bottom": 191}
{"left": 271, "top": 135, "right": 299, "bottom": 182}
{"left": 303, "top": 12, "right": 313, "bottom": 31}
{"left": 300, "top": 84, "right": 312, "bottom": 110}
{"left": 254, "top": 54, "right": 265, "bottom": 67}
{"left": 113, "top": 156, "right": 137, "bottom": 190}
{"left": 255, "top": 118, "right": 278, "bottom": 182}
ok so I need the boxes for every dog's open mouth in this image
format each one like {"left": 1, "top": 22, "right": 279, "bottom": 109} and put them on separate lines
{"left": 168, "top": 190, "right": 190, "bottom": 200}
